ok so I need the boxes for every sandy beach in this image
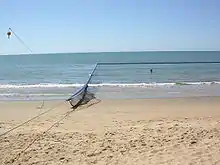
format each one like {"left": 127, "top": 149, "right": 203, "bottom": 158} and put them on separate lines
{"left": 0, "top": 97, "right": 220, "bottom": 165}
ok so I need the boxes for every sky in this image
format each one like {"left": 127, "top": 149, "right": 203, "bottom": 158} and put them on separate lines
{"left": 0, "top": 0, "right": 220, "bottom": 55}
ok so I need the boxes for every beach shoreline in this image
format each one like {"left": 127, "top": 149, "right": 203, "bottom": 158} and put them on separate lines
{"left": 1, "top": 96, "right": 220, "bottom": 165}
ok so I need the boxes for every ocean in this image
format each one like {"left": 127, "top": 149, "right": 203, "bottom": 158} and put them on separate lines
{"left": 0, "top": 51, "right": 220, "bottom": 100}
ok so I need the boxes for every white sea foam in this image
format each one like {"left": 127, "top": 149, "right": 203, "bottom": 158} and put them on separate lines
{"left": 0, "top": 93, "right": 71, "bottom": 97}
{"left": 0, "top": 83, "right": 83, "bottom": 89}
{"left": 89, "top": 81, "right": 220, "bottom": 87}
{"left": 0, "top": 81, "right": 219, "bottom": 89}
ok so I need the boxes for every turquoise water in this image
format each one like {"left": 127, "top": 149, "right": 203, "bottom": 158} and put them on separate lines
{"left": 0, "top": 51, "right": 220, "bottom": 100}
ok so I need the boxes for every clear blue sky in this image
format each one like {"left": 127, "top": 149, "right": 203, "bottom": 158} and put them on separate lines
{"left": 0, "top": 0, "right": 220, "bottom": 54}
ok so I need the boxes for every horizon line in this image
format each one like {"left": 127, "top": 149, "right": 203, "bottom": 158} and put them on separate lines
{"left": 1, "top": 50, "right": 220, "bottom": 56}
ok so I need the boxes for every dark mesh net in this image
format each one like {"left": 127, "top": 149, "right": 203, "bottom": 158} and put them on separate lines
{"left": 67, "top": 62, "right": 220, "bottom": 107}
{"left": 67, "top": 64, "right": 98, "bottom": 108}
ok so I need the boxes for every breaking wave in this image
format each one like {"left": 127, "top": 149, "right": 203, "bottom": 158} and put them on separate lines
{"left": 0, "top": 81, "right": 220, "bottom": 89}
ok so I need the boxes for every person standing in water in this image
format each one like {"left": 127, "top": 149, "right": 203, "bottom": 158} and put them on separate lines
{"left": 150, "top": 69, "right": 153, "bottom": 74}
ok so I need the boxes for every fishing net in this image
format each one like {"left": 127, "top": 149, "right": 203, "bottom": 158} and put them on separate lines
{"left": 67, "top": 64, "right": 99, "bottom": 108}
{"left": 67, "top": 62, "right": 220, "bottom": 108}
{"left": 67, "top": 62, "right": 157, "bottom": 107}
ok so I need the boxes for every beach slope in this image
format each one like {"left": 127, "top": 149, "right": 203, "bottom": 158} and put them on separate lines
{"left": 0, "top": 97, "right": 220, "bottom": 165}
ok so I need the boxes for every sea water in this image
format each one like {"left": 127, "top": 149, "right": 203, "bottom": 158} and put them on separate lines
{"left": 0, "top": 51, "right": 220, "bottom": 100}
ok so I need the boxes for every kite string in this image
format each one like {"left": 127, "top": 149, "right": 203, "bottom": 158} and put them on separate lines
{"left": 9, "top": 28, "right": 33, "bottom": 53}
{"left": 8, "top": 27, "right": 45, "bottom": 109}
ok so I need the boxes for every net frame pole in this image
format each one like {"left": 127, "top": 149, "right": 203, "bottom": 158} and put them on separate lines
{"left": 67, "top": 63, "right": 98, "bottom": 108}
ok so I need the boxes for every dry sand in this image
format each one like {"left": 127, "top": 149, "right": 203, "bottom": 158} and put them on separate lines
{"left": 0, "top": 97, "right": 220, "bottom": 165}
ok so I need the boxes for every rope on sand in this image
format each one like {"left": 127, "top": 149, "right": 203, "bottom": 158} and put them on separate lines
{"left": 0, "top": 101, "right": 65, "bottom": 137}
{"left": 0, "top": 64, "right": 98, "bottom": 138}
{"left": 9, "top": 108, "right": 75, "bottom": 164}
{"left": 8, "top": 98, "right": 100, "bottom": 165}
